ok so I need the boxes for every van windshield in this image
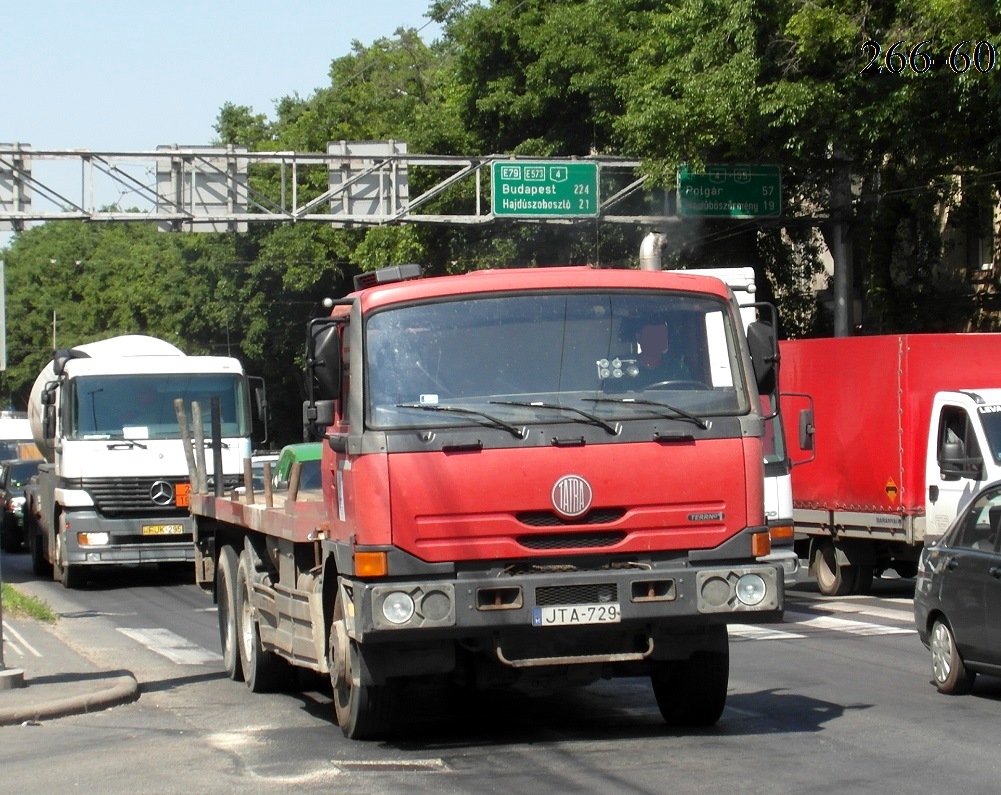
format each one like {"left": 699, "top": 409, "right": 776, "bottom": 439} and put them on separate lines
{"left": 365, "top": 291, "right": 750, "bottom": 430}
{"left": 67, "top": 373, "right": 250, "bottom": 440}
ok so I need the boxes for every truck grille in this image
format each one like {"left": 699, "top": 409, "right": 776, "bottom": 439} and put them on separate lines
{"left": 516, "top": 508, "right": 625, "bottom": 527}
{"left": 536, "top": 583, "right": 618, "bottom": 606}
{"left": 76, "top": 477, "right": 195, "bottom": 516}
{"left": 518, "top": 531, "right": 626, "bottom": 550}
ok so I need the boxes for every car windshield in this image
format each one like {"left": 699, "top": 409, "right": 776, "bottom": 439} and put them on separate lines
{"left": 949, "top": 485, "right": 1001, "bottom": 551}
{"left": 68, "top": 373, "right": 250, "bottom": 440}
{"left": 7, "top": 462, "right": 40, "bottom": 488}
{"left": 365, "top": 291, "right": 750, "bottom": 430}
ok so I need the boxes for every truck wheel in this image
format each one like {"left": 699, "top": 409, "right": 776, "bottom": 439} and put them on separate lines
{"left": 651, "top": 626, "right": 729, "bottom": 727}
{"left": 216, "top": 544, "right": 244, "bottom": 682}
{"left": 53, "top": 517, "right": 84, "bottom": 589}
{"left": 236, "top": 548, "right": 288, "bottom": 692}
{"left": 329, "top": 588, "right": 397, "bottom": 739}
{"left": 892, "top": 561, "right": 918, "bottom": 579}
{"left": 930, "top": 619, "right": 975, "bottom": 695}
{"left": 814, "top": 541, "right": 858, "bottom": 597}
{"left": 27, "top": 513, "right": 51, "bottom": 577}
{"left": 853, "top": 565, "right": 874, "bottom": 594}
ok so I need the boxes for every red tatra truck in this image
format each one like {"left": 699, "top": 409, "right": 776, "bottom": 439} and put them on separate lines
{"left": 780, "top": 334, "right": 1001, "bottom": 596}
{"left": 187, "top": 264, "right": 784, "bottom": 739}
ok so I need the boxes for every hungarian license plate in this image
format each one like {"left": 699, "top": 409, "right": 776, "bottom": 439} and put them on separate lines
{"left": 532, "top": 603, "right": 621, "bottom": 627}
{"left": 141, "top": 524, "right": 185, "bottom": 536}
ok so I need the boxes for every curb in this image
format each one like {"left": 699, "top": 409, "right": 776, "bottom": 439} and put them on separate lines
{"left": 0, "top": 671, "right": 140, "bottom": 726}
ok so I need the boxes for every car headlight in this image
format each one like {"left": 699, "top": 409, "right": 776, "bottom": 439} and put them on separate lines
{"left": 381, "top": 591, "right": 416, "bottom": 625}
{"left": 735, "top": 573, "right": 767, "bottom": 606}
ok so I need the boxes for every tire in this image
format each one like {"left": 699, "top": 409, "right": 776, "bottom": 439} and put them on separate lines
{"left": 53, "top": 515, "right": 85, "bottom": 589}
{"left": 892, "top": 561, "right": 918, "bottom": 579}
{"left": 27, "top": 513, "right": 52, "bottom": 577}
{"left": 930, "top": 619, "right": 975, "bottom": 695}
{"left": 329, "top": 585, "right": 397, "bottom": 739}
{"left": 652, "top": 626, "right": 730, "bottom": 727}
{"left": 216, "top": 544, "right": 244, "bottom": 682}
{"left": 853, "top": 565, "right": 874, "bottom": 595}
{"left": 814, "top": 541, "right": 858, "bottom": 597}
{"left": 236, "top": 547, "right": 288, "bottom": 693}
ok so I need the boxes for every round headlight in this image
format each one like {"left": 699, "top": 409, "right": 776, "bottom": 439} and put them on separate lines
{"left": 382, "top": 592, "right": 416, "bottom": 625}
{"left": 735, "top": 573, "right": 767, "bottom": 606}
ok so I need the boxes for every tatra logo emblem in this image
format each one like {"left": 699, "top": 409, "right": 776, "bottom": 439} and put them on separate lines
{"left": 551, "top": 475, "right": 593, "bottom": 519}
{"left": 150, "top": 480, "right": 174, "bottom": 506}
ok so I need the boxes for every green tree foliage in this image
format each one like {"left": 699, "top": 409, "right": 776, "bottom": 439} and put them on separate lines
{"left": 3, "top": 0, "right": 999, "bottom": 434}
{"left": 1, "top": 222, "right": 253, "bottom": 408}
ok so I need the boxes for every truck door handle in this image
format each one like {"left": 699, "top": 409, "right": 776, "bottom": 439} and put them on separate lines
{"left": 990, "top": 566, "right": 1001, "bottom": 579}
{"left": 929, "top": 485, "right": 939, "bottom": 503}
{"left": 946, "top": 558, "right": 959, "bottom": 571}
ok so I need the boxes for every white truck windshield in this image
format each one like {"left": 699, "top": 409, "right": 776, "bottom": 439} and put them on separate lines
{"left": 365, "top": 291, "right": 750, "bottom": 430}
{"left": 68, "top": 373, "right": 250, "bottom": 440}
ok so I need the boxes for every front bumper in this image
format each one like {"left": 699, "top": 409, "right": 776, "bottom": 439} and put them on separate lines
{"left": 348, "top": 560, "right": 783, "bottom": 645}
{"left": 62, "top": 510, "right": 195, "bottom": 566}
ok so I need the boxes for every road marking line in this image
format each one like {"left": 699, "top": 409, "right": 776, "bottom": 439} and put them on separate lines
{"left": 784, "top": 611, "right": 915, "bottom": 636}
{"left": 118, "top": 627, "right": 223, "bottom": 665}
{"left": 2, "top": 620, "right": 42, "bottom": 657}
{"left": 729, "top": 624, "right": 806, "bottom": 641}
{"left": 803, "top": 601, "right": 912, "bottom": 623}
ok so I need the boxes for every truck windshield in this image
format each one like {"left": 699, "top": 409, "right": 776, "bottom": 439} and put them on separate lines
{"left": 365, "top": 291, "right": 750, "bottom": 430}
{"left": 67, "top": 373, "right": 250, "bottom": 440}
{"left": 977, "top": 408, "right": 1001, "bottom": 463}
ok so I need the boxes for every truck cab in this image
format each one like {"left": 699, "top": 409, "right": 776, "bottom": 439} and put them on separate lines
{"left": 924, "top": 389, "right": 1001, "bottom": 540}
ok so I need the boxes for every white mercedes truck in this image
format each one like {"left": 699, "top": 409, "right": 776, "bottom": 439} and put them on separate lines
{"left": 24, "top": 334, "right": 253, "bottom": 587}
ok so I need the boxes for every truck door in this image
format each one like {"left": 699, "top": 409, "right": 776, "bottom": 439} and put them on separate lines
{"left": 926, "top": 403, "right": 987, "bottom": 540}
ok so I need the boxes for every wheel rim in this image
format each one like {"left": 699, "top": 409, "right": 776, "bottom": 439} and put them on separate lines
{"left": 930, "top": 622, "right": 953, "bottom": 684}
{"left": 816, "top": 545, "right": 837, "bottom": 590}
{"left": 240, "top": 579, "right": 255, "bottom": 664}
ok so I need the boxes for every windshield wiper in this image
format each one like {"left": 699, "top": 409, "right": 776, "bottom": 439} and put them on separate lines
{"left": 107, "top": 438, "right": 149, "bottom": 450}
{"left": 584, "top": 397, "right": 710, "bottom": 430}
{"left": 396, "top": 404, "right": 526, "bottom": 438}
{"left": 490, "top": 400, "right": 618, "bottom": 435}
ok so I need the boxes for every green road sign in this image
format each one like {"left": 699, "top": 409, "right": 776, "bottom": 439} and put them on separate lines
{"left": 677, "top": 165, "right": 781, "bottom": 218}
{"left": 492, "top": 161, "right": 599, "bottom": 218}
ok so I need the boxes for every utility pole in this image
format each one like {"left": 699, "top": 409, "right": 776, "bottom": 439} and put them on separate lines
{"left": 828, "top": 156, "right": 854, "bottom": 337}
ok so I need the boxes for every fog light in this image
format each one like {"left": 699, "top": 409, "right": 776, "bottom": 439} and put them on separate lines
{"left": 78, "top": 532, "right": 110, "bottom": 546}
{"left": 735, "top": 573, "right": 767, "bottom": 606}
{"left": 382, "top": 592, "right": 415, "bottom": 625}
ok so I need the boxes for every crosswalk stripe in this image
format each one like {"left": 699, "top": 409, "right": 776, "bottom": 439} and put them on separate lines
{"left": 801, "top": 601, "right": 913, "bottom": 623}
{"left": 784, "top": 610, "right": 915, "bottom": 636}
{"left": 729, "top": 624, "right": 806, "bottom": 641}
{"left": 118, "top": 627, "right": 223, "bottom": 665}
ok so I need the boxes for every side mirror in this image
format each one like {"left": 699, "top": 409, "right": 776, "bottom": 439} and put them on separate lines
{"left": 941, "top": 440, "right": 964, "bottom": 464}
{"left": 43, "top": 404, "right": 56, "bottom": 441}
{"left": 302, "top": 400, "right": 335, "bottom": 442}
{"left": 254, "top": 384, "right": 267, "bottom": 420}
{"left": 799, "top": 408, "right": 815, "bottom": 451}
{"left": 309, "top": 323, "right": 343, "bottom": 401}
{"left": 940, "top": 440, "right": 985, "bottom": 480}
{"left": 746, "top": 320, "right": 777, "bottom": 396}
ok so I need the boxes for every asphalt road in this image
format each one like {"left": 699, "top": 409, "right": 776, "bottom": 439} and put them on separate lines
{"left": 2, "top": 553, "right": 1000, "bottom": 794}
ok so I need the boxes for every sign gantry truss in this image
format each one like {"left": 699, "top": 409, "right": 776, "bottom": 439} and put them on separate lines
{"left": 0, "top": 143, "right": 669, "bottom": 232}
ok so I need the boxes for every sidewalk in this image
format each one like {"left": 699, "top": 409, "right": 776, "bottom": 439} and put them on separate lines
{"left": 0, "top": 616, "right": 139, "bottom": 726}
